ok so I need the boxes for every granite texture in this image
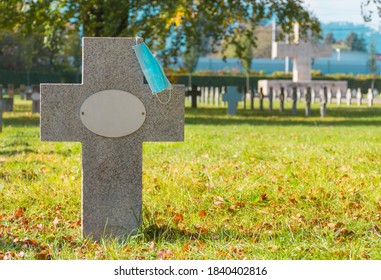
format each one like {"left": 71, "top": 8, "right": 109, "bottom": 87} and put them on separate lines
{"left": 41, "top": 37, "right": 185, "bottom": 240}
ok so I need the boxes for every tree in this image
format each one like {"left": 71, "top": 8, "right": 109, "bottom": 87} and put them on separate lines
{"left": 367, "top": 36, "right": 377, "bottom": 89}
{"left": 361, "top": 0, "right": 381, "bottom": 22}
{"left": 0, "top": 0, "right": 320, "bottom": 70}
{"left": 323, "top": 32, "right": 336, "bottom": 44}
{"left": 345, "top": 32, "right": 367, "bottom": 52}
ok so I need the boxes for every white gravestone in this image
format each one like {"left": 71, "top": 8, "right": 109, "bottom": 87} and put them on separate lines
{"left": 368, "top": 88, "right": 374, "bottom": 107}
{"left": 336, "top": 89, "right": 342, "bottom": 106}
{"left": 40, "top": 37, "right": 184, "bottom": 241}
{"left": 356, "top": 88, "right": 362, "bottom": 106}
{"left": 272, "top": 23, "right": 331, "bottom": 82}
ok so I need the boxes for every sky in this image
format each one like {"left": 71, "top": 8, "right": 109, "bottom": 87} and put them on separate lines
{"left": 302, "top": 0, "right": 381, "bottom": 30}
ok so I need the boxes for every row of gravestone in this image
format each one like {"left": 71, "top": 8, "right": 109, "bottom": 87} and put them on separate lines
{"left": 0, "top": 84, "right": 41, "bottom": 113}
{"left": 186, "top": 86, "right": 378, "bottom": 116}
{"left": 8, "top": 37, "right": 380, "bottom": 242}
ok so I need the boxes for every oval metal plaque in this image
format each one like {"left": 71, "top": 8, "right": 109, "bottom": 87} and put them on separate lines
{"left": 80, "top": 89, "right": 146, "bottom": 138}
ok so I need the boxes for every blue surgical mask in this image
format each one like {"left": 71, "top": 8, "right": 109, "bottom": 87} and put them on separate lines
{"left": 133, "top": 42, "right": 172, "bottom": 95}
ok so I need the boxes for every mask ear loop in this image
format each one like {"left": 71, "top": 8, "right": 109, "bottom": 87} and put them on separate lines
{"left": 155, "top": 89, "right": 172, "bottom": 105}
{"left": 135, "top": 36, "right": 172, "bottom": 104}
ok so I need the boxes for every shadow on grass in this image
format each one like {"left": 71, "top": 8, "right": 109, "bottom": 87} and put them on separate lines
{"left": 185, "top": 107, "right": 381, "bottom": 127}
{"left": 3, "top": 114, "right": 40, "bottom": 127}
{"left": 142, "top": 223, "right": 258, "bottom": 243}
{"left": 3, "top": 106, "right": 381, "bottom": 128}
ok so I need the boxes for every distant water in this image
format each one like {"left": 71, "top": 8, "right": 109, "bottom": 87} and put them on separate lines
{"left": 174, "top": 51, "right": 378, "bottom": 75}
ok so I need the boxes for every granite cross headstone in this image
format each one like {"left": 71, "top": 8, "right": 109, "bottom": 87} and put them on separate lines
{"left": 40, "top": 37, "right": 184, "bottom": 241}
{"left": 222, "top": 86, "right": 242, "bottom": 115}
{"left": 186, "top": 85, "right": 201, "bottom": 108}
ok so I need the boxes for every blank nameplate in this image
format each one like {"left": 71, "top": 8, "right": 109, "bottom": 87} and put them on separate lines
{"left": 80, "top": 89, "right": 146, "bottom": 138}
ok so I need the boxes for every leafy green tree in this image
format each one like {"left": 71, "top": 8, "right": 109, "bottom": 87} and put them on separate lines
{"left": 323, "top": 32, "right": 336, "bottom": 44}
{"left": 345, "top": 32, "right": 367, "bottom": 52}
{"left": 0, "top": 0, "right": 320, "bottom": 69}
{"left": 367, "top": 36, "right": 377, "bottom": 89}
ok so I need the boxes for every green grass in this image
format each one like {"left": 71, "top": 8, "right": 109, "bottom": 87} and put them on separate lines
{"left": 1, "top": 96, "right": 381, "bottom": 260}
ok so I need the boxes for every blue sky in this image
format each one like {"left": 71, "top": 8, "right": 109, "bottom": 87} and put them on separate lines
{"left": 303, "top": 0, "right": 381, "bottom": 30}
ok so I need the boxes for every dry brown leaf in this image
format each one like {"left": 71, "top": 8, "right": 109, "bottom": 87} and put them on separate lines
{"left": 13, "top": 208, "right": 24, "bottom": 219}
{"left": 53, "top": 217, "right": 60, "bottom": 227}
{"left": 157, "top": 249, "right": 174, "bottom": 260}
{"left": 173, "top": 213, "right": 183, "bottom": 223}
{"left": 261, "top": 193, "right": 268, "bottom": 201}
{"left": 36, "top": 250, "right": 51, "bottom": 260}
{"left": 198, "top": 210, "right": 207, "bottom": 218}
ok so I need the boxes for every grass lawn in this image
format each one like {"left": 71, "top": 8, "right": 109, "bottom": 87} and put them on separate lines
{"left": 1, "top": 96, "right": 381, "bottom": 260}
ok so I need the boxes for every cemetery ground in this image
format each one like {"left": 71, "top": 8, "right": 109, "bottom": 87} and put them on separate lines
{"left": 1, "top": 96, "right": 381, "bottom": 260}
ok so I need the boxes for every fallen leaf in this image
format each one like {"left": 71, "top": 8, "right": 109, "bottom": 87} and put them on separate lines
{"left": 173, "top": 214, "right": 183, "bottom": 223}
{"left": 228, "top": 205, "right": 236, "bottom": 212}
{"left": 261, "top": 193, "right": 268, "bottom": 201}
{"left": 157, "top": 249, "right": 174, "bottom": 260}
{"left": 198, "top": 210, "right": 207, "bottom": 218}
{"left": 36, "top": 250, "right": 51, "bottom": 260}
{"left": 53, "top": 217, "right": 60, "bottom": 227}
{"left": 13, "top": 208, "right": 25, "bottom": 219}
{"left": 194, "top": 224, "right": 207, "bottom": 233}
{"left": 70, "top": 219, "right": 81, "bottom": 228}
{"left": 182, "top": 244, "right": 190, "bottom": 252}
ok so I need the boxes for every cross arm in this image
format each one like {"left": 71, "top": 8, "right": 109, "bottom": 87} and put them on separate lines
{"left": 40, "top": 84, "right": 86, "bottom": 142}
{"left": 142, "top": 84, "right": 185, "bottom": 142}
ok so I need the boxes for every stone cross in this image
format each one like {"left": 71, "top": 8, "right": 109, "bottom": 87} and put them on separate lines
{"left": 40, "top": 37, "right": 184, "bottom": 241}
{"left": 279, "top": 87, "right": 285, "bottom": 112}
{"left": 368, "top": 88, "right": 374, "bottom": 107}
{"left": 1, "top": 88, "right": 13, "bottom": 112}
{"left": 305, "top": 87, "right": 312, "bottom": 116}
{"left": 214, "top": 87, "right": 220, "bottom": 107}
{"left": 222, "top": 86, "right": 242, "bottom": 115}
{"left": 320, "top": 87, "right": 328, "bottom": 117}
{"left": 272, "top": 23, "right": 331, "bottom": 82}
{"left": 7, "top": 84, "right": 14, "bottom": 98}
{"left": 268, "top": 87, "right": 273, "bottom": 111}
{"left": 19, "top": 85, "right": 26, "bottom": 100}
{"left": 222, "top": 86, "right": 242, "bottom": 116}
{"left": 346, "top": 89, "right": 352, "bottom": 106}
{"left": 356, "top": 88, "right": 362, "bottom": 106}
{"left": 186, "top": 85, "right": 201, "bottom": 108}
{"left": 337, "top": 89, "right": 342, "bottom": 106}
{"left": 31, "top": 91, "right": 40, "bottom": 114}
{"left": 259, "top": 87, "right": 264, "bottom": 111}
{"left": 292, "top": 87, "right": 297, "bottom": 115}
